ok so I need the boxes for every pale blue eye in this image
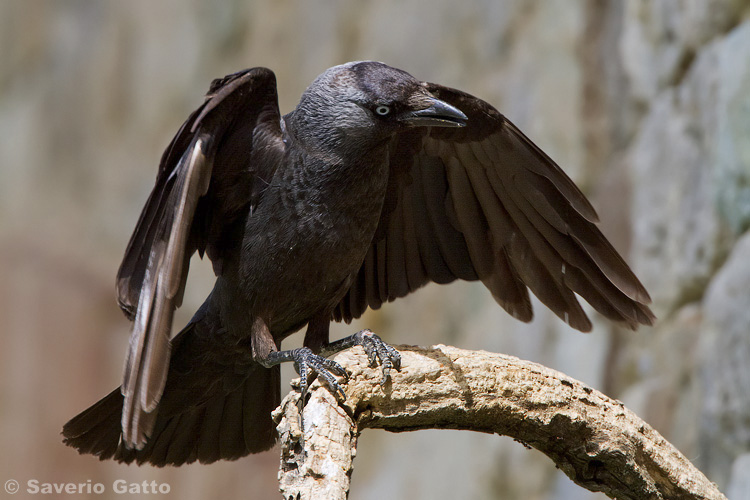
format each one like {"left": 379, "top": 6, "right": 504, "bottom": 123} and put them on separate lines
{"left": 375, "top": 105, "right": 391, "bottom": 116}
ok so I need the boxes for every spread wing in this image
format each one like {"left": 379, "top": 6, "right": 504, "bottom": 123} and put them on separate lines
{"left": 115, "top": 67, "right": 283, "bottom": 448}
{"left": 334, "top": 82, "right": 653, "bottom": 331}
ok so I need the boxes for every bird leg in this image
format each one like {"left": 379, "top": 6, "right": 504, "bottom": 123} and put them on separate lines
{"left": 262, "top": 347, "right": 349, "bottom": 402}
{"left": 318, "top": 329, "right": 402, "bottom": 386}
{"left": 249, "top": 316, "right": 346, "bottom": 403}
{"left": 255, "top": 309, "right": 400, "bottom": 406}
{"left": 259, "top": 330, "right": 400, "bottom": 408}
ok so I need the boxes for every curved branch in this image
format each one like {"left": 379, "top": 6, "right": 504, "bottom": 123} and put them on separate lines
{"left": 273, "top": 345, "right": 725, "bottom": 500}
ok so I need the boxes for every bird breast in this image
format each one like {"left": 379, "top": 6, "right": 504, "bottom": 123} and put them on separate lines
{"left": 236, "top": 147, "right": 390, "bottom": 330}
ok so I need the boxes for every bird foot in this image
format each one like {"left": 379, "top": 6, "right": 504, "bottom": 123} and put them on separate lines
{"left": 332, "top": 329, "right": 401, "bottom": 386}
{"left": 290, "top": 347, "right": 349, "bottom": 402}
{"left": 270, "top": 330, "right": 400, "bottom": 406}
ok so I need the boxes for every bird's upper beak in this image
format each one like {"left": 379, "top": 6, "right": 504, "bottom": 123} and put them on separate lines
{"left": 400, "top": 97, "right": 468, "bottom": 128}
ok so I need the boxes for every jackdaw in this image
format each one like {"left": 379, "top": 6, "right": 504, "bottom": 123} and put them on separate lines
{"left": 62, "top": 61, "right": 654, "bottom": 466}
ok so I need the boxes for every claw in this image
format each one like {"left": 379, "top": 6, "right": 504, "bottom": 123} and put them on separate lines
{"left": 353, "top": 330, "right": 401, "bottom": 385}
{"left": 292, "top": 347, "right": 348, "bottom": 402}
{"left": 281, "top": 329, "right": 400, "bottom": 407}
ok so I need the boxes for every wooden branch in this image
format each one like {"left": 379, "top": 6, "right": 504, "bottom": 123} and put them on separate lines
{"left": 273, "top": 345, "right": 725, "bottom": 500}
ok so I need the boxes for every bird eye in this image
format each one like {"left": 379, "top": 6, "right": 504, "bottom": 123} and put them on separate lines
{"left": 374, "top": 105, "right": 391, "bottom": 116}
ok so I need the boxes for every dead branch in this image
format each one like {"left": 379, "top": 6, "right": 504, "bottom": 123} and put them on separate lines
{"left": 273, "top": 344, "right": 725, "bottom": 500}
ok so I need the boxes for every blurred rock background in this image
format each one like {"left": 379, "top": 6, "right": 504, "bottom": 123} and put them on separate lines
{"left": 2, "top": 0, "right": 750, "bottom": 498}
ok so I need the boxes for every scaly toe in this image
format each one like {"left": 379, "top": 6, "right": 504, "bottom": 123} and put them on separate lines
{"left": 354, "top": 330, "right": 401, "bottom": 384}
{"left": 293, "top": 347, "right": 348, "bottom": 401}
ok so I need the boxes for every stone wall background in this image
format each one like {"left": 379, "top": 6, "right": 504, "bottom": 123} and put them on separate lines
{"left": 2, "top": 1, "right": 749, "bottom": 498}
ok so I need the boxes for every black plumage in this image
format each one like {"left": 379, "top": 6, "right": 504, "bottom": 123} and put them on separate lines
{"left": 63, "top": 61, "right": 653, "bottom": 466}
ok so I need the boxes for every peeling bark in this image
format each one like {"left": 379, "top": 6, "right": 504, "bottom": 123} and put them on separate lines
{"left": 274, "top": 345, "right": 725, "bottom": 500}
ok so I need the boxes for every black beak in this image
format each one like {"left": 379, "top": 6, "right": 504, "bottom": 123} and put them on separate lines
{"left": 401, "top": 98, "right": 468, "bottom": 128}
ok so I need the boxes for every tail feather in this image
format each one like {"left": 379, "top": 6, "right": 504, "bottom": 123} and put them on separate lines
{"left": 62, "top": 319, "right": 281, "bottom": 466}
{"left": 62, "top": 365, "right": 280, "bottom": 466}
{"left": 62, "top": 388, "right": 124, "bottom": 460}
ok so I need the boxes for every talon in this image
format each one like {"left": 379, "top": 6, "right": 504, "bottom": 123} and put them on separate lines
{"left": 320, "top": 357, "right": 348, "bottom": 379}
{"left": 292, "top": 347, "right": 348, "bottom": 402}
{"left": 352, "top": 329, "right": 401, "bottom": 385}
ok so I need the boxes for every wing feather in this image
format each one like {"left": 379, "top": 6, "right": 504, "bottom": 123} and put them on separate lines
{"left": 498, "top": 123, "right": 650, "bottom": 303}
{"left": 114, "top": 68, "right": 283, "bottom": 449}
{"left": 418, "top": 154, "right": 478, "bottom": 280}
{"left": 504, "top": 170, "right": 654, "bottom": 325}
{"left": 335, "top": 81, "right": 653, "bottom": 331}
{"left": 376, "top": 238, "right": 388, "bottom": 303}
{"left": 386, "top": 189, "right": 410, "bottom": 299}
{"left": 486, "top": 164, "right": 592, "bottom": 330}
{"left": 400, "top": 179, "right": 428, "bottom": 290}
{"left": 495, "top": 121, "right": 600, "bottom": 223}
{"left": 410, "top": 155, "right": 455, "bottom": 284}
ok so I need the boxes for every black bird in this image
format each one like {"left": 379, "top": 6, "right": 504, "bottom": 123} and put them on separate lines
{"left": 63, "top": 61, "right": 654, "bottom": 466}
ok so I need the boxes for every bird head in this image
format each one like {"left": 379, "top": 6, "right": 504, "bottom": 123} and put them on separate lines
{"left": 292, "top": 61, "right": 467, "bottom": 152}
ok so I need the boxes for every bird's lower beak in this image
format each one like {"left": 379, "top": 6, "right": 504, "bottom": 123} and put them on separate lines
{"left": 401, "top": 98, "right": 468, "bottom": 128}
